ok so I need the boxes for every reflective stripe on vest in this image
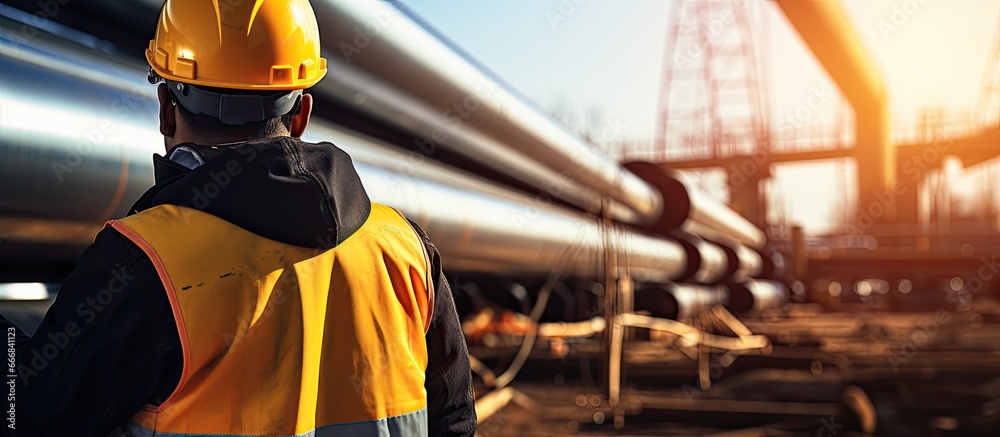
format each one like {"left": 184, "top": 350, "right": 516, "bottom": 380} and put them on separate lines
{"left": 122, "top": 409, "right": 427, "bottom": 437}
{"left": 109, "top": 204, "right": 432, "bottom": 436}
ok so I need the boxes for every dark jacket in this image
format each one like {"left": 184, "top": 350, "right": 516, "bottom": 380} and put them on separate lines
{"left": 0, "top": 137, "right": 476, "bottom": 436}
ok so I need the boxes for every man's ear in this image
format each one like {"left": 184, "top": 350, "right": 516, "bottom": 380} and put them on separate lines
{"left": 157, "top": 83, "right": 177, "bottom": 139}
{"left": 289, "top": 93, "right": 313, "bottom": 138}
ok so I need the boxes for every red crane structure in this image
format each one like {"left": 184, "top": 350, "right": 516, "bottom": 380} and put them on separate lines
{"left": 651, "top": 0, "right": 771, "bottom": 226}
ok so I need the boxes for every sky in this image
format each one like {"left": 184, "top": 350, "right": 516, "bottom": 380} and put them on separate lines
{"left": 403, "top": 0, "right": 1000, "bottom": 234}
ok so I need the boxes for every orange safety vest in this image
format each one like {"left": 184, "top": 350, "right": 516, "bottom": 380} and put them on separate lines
{"left": 108, "top": 203, "right": 433, "bottom": 436}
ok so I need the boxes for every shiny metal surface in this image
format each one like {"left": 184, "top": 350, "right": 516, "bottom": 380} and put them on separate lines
{"left": 726, "top": 280, "right": 789, "bottom": 314}
{"left": 312, "top": 0, "right": 664, "bottom": 224}
{"left": 681, "top": 221, "right": 763, "bottom": 281}
{"left": 0, "top": 18, "right": 692, "bottom": 282}
{"left": 0, "top": 15, "right": 159, "bottom": 253}
{"left": 673, "top": 175, "right": 767, "bottom": 249}
{"left": 312, "top": 60, "right": 640, "bottom": 223}
{"left": 634, "top": 284, "right": 728, "bottom": 321}
{"left": 624, "top": 162, "right": 766, "bottom": 249}
{"left": 733, "top": 244, "right": 764, "bottom": 281}
{"left": 317, "top": 127, "right": 690, "bottom": 280}
{"left": 692, "top": 240, "right": 729, "bottom": 284}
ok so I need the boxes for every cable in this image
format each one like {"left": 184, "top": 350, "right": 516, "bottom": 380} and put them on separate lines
{"left": 491, "top": 235, "right": 587, "bottom": 389}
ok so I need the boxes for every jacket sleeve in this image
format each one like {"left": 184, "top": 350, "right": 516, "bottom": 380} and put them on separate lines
{"left": 0, "top": 228, "right": 181, "bottom": 437}
{"left": 409, "top": 221, "right": 477, "bottom": 437}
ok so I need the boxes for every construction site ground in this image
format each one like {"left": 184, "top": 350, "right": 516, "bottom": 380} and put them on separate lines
{"left": 472, "top": 301, "right": 1000, "bottom": 436}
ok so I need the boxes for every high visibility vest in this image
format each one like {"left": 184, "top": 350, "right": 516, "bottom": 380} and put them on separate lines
{"left": 109, "top": 203, "right": 433, "bottom": 436}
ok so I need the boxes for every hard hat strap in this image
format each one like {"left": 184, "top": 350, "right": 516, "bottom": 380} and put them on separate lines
{"left": 162, "top": 78, "right": 303, "bottom": 126}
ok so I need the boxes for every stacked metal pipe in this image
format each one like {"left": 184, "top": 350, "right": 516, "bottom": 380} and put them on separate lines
{"left": 0, "top": 1, "right": 786, "bottom": 316}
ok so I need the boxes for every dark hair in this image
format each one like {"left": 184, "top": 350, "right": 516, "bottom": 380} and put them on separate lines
{"left": 173, "top": 85, "right": 297, "bottom": 141}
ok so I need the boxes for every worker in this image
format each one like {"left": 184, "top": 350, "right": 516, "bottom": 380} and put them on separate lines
{"left": 0, "top": 0, "right": 476, "bottom": 435}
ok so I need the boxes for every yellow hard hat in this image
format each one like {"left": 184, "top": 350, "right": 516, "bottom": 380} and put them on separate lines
{"left": 146, "top": 0, "right": 328, "bottom": 91}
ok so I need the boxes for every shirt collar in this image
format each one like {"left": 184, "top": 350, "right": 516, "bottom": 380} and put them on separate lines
{"left": 166, "top": 144, "right": 207, "bottom": 170}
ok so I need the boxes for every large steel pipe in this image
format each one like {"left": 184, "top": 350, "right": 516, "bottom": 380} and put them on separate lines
{"left": 312, "top": 0, "right": 664, "bottom": 224}
{"left": 316, "top": 0, "right": 766, "bottom": 247}
{"left": 725, "top": 280, "right": 789, "bottom": 314}
{"left": 679, "top": 221, "right": 764, "bottom": 281}
{"left": 669, "top": 233, "right": 731, "bottom": 284}
{"left": 634, "top": 283, "right": 728, "bottom": 321}
{"left": 733, "top": 244, "right": 765, "bottom": 281}
{"left": 320, "top": 127, "right": 691, "bottom": 281}
{"left": 626, "top": 162, "right": 766, "bottom": 248}
{"left": 0, "top": 16, "right": 160, "bottom": 272}
{"left": 310, "top": 61, "right": 642, "bottom": 222}
{"left": 0, "top": 17, "right": 690, "bottom": 283}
